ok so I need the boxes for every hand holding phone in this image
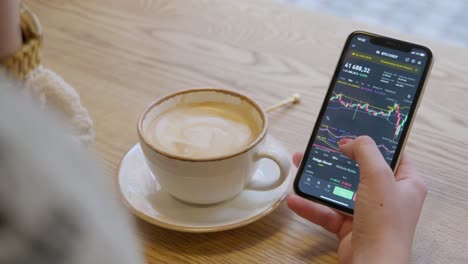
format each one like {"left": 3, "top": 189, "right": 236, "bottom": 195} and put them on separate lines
{"left": 288, "top": 136, "right": 428, "bottom": 263}
{"left": 289, "top": 31, "right": 433, "bottom": 262}
{"left": 293, "top": 31, "right": 433, "bottom": 214}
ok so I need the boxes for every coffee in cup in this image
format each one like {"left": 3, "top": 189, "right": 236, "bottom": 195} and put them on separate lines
{"left": 145, "top": 102, "right": 261, "bottom": 159}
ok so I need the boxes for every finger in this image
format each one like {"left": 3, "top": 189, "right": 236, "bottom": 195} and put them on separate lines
{"left": 339, "top": 136, "right": 395, "bottom": 186}
{"left": 395, "top": 152, "right": 417, "bottom": 181}
{"left": 293, "top": 152, "right": 303, "bottom": 167}
{"left": 286, "top": 194, "right": 344, "bottom": 234}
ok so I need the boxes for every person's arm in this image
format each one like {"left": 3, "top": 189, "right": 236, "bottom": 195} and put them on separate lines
{"left": 0, "top": 0, "right": 22, "bottom": 58}
{"left": 0, "top": 1, "right": 94, "bottom": 145}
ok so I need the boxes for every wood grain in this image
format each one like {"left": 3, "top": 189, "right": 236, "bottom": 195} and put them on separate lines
{"left": 26, "top": 0, "right": 468, "bottom": 263}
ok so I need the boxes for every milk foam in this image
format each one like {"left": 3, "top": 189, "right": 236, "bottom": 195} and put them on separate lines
{"left": 146, "top": 102, "right": 259, "bottom": 159}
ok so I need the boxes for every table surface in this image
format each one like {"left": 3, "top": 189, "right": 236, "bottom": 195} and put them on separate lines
{"left": 28, "top": 0, "right": 468, "bottom": 263}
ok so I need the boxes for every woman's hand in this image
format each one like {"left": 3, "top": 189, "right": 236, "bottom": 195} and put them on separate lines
{"left": 287, "top": 136, "right": 428, "bottom": 264}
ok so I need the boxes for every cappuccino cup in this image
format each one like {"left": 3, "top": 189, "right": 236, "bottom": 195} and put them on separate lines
{"left": 137, "top": 88, "right": 291, "bottom": 204}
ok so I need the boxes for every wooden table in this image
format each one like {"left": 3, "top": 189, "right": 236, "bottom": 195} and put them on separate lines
{"left": 28, "top": 0, "right": 468, "bottom": 263}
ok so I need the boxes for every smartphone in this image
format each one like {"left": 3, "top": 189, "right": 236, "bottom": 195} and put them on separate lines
{"left": 293, "top": 31, "right": 433, "bottom": 215}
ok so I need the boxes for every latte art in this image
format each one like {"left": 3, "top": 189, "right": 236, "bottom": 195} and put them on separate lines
{"left": 146, "top": 102, "right": 259, "bottom": 159}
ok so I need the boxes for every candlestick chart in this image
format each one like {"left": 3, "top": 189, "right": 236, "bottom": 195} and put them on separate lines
{"left": 312, "top": 88, "right": 410, "bottom": 164}
{"left": 329, "top": 92, "right": 409, "bottom": 140}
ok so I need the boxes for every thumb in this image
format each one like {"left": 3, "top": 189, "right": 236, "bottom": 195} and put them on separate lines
{"left": 339, "top": 136, "right": 395, "bottom": 188}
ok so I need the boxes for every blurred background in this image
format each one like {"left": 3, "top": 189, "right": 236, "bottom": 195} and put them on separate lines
{"left": 278, "top": 0, "right": 468, "bottom": 48}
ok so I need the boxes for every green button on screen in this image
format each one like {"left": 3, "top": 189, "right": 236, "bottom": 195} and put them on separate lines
{"left": 333, "top": 186, "right": 354, "bottom": 200}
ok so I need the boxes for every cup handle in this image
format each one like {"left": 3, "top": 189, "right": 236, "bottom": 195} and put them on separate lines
{"left": 247, "top": 143, "right": 291, "bottom": 191}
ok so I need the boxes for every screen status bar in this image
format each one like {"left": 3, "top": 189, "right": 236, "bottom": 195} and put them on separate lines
{"left": 351, "top": 36, "right": 427, "bottom": 74}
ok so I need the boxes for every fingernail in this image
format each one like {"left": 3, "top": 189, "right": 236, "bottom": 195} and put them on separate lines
{"left": 339, "top": 138, "right": 352, "bottom": 145}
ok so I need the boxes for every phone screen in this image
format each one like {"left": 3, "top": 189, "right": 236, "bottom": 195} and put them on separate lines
{"left": 295, "top": 32, "right": 432, "bottom": 213}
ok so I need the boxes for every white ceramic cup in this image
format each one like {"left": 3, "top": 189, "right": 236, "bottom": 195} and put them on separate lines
{"left": 137, "top": 88, "right": 291, "bottom": 204}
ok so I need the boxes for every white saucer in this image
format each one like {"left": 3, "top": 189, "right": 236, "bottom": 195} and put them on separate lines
{"left": 116, "top": 140, "right": 292, "bottom": 233}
